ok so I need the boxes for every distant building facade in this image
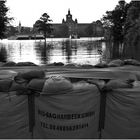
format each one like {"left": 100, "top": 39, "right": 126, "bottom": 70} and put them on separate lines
{"left": 52, "top": 9, "right": 104, "bottom": 38}
{"left": 7, "top": 10, "right": 104, "bottom": 38}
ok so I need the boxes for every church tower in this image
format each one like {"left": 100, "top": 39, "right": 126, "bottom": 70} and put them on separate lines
{"left": 66, "top": 9, "right": 73, "bottom": 22}
{"left": 18, "top": 21, "right": 21, "bottom": 33}
{"left": 62, "top": 9, "right": 78, "bottom": 37}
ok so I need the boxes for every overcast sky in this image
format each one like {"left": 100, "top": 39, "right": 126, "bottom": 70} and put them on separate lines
{"left": 6, "top": 0, "right": 131, "bottom": 27}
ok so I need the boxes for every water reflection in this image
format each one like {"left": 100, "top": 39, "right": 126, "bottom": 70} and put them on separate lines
{"left": 0, "top": 38, "right": 110, "bottom": 65}
{"left": 62, "top": 40, "right": 72, "bottom": 63}
{"left": 34, "top": 42, "right": 52, "bottom": 65}
{"left": 61, "top": 39, "right": 78, "bottom": 63}
{"left": 0, "top": 46, "right": 7, "bottom": 62}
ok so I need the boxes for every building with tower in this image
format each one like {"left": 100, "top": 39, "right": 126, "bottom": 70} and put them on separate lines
{"left": 52, "top": 9, "right": 104, "bottom": 38}
{"left": 7, "top": 9, "right": 104, "bottom": 38}
{"left": 62, "top": 9, "right": 78, "bottom": 38}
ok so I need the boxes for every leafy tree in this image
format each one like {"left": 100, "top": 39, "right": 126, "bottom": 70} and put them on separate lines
{"left": 102, "top": 0, "right": 130, "bottom": 43}
{"left": 124, "top": 2, "right": 140, "bottom": 46}
{"left": 0, "top": 0, "right": 12, "bottom": 39}
{"left": 5, "top": 26, "right": 18, "bottom": 37}
{"left": 124, "top": 1, "right": 140, "bottom": 58}
{"left": 34, "top": 13, "right": 53, "bottom": 42}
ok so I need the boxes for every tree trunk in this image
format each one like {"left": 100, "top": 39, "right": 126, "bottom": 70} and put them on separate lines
{"left": 44, "top": 33, "right": 47, "bottom": 45}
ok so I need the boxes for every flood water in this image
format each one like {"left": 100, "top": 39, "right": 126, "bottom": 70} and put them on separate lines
{"left": 0, "top": 37, "right": 111, "bottom": 65}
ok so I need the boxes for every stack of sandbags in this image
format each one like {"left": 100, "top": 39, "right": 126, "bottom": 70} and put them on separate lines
{"left": 0, "top": 79, "right": 31, "bottom": 138}
{"left": 28, "top": 76, "right": 100, "bottom": 139}
{"left": 2, "top": 61, "right": 37, "bottom": 67}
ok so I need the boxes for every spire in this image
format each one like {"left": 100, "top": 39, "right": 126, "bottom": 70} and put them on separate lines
{"left": 75, "top": 18, "right": 78, "bottom": 23}
{"left": 19, "top": 21, "right": 21, "bottom": 26}
{"left": 68, "top": 9, "right": 71, "bottom": 15}
{"left": 66, "top": 9, "right": 73, "bottom": 22}
{"left": 62, "top": 18, "right": 65, "bottom": 23}
{"left": 18, "top": 21, "right": 21, "bottom": 33}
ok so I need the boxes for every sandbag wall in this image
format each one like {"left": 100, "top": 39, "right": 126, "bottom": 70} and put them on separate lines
{"left": 0, "top": 70, "right": 45, "bottom": 139}
{"left": 0, "top": 79, "right": 31, "bottom": 139}
{"left": 102, "top": 84, "right": 140, "bottom": 139}
{"left": 28, "top": 76, "right": 101, "bottom": 139}
{"left": 1, "top": 68, "right": 140, "bottom": 139}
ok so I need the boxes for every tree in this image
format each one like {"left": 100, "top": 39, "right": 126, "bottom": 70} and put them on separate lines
{"left": 5, "top": 25, "right": 18, "bottom": 37}
{"left": 0, "top": 0, "right": 12, "bottom": 39}
{"left": 34, "top": 13, "right": 53, "bottom": 43}
{"left": 124, "top": 1, "right": 140, "bottom": 46}
{"left": 102, "top": 0, "right": 130, "bottom": 43}
{"left": 101, "top": 0, "right": 130, "bottom": 58}
{"left": 124, "top": 1, "right": 140, "bottom": 58}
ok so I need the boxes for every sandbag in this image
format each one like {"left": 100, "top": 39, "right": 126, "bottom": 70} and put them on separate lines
{"left": 42, "top": 76, "right": 73, "bottom": 94}
{"left": 94, "top": 62, "right": 108, "bottom": 68}
{"left": 16, "top": 62, "right": 37, "bottom": 66}
{"left": 0, "top": 70, "right": 17, "bottom": 79}
{"left": 0, "top": 79, "right": 28, "bottom": 93}
{"left": 47, "top": 62, "right": 64, "bottom": 66}
{"left": 64, "top": 63, "right": 78, "bottom": 68}
{"left": 33, "top": 76, "right": 100, "bottom": 139}
{"left": 80, "top": 64, "right": 94, "bottom": 68}
{"left": 102, "top": 84, "right": 140, "bottom": 139}
{"left": 108, "top": 59, "right": 124, "bottom": 67}
{"left": 2, "top": 61, "right": 16, "bottom": 67}
{"left": 14, "top": 70, "right": 45, "bottom": 83}
{"left": 124, "top": 59, "right": 140, "bottom": 66}
{"left": 53, "top": 62, "right": 64, "bottom": 66}
{"left": 28, "top": 79, "right": 46, "bottom": 92}
{"left": 103, "top": 79, "right": 133, "bottom": 91}
{"left": 87, "top": 79, "right": 106, "bottom": 90}
{"left": 0, "top": 80, "right": 31, "bottom": 138}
